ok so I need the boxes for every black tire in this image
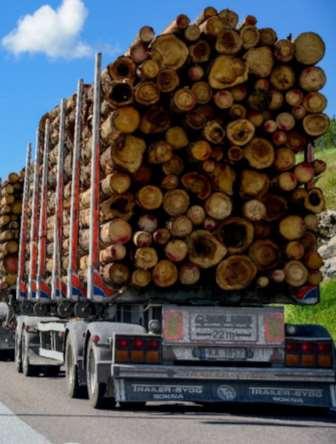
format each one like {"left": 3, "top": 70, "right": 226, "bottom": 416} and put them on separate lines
{"left": 44, "top": 366, "right": 61, "bottom": 377}
{"left": 65, "top": 339, "right": 87, "bottom": 399}
{"left": 119, "top": 402, "right": 146, "bottom": 410}
{"left": 86, "top": 338, "right": 107, "bottom": 409}
{"left": 22, "top": 333, "right": 38, "bottom": 377}
{"left": 5, "top": 349, "right": 15, "bottom": 361}
{"left": 15, "top": 332, "right": 22, "bottom": 373}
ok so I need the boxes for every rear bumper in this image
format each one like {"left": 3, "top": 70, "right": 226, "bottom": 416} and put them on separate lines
{"left": 112, "top": 364, "right": 336, "bottom": 408}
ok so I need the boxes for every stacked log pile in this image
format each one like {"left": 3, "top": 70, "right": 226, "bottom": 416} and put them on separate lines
{"left": 0, "top": 171, "right": 24, "bottom": 289}
{"left": 22, "top": 7, "right": 330, "bottom": 294}
{"left": 91, "top": 8, "right": 329, "bottom": 292}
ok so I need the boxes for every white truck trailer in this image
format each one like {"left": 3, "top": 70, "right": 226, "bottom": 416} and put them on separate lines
{"left": 10, "top": 53, "right": 335, "bottom": 410}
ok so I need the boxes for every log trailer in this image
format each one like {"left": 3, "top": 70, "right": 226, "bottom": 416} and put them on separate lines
{"left": 1, "top": 3, "right": 334, "bottom": 410}
{"left": 9, "top": 51, "right": 335, "bottom": 411}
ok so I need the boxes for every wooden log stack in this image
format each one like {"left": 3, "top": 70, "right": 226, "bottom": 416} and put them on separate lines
{"left": 19, "top": 7, "right": 330, "bottom": 295}
{"left": 0, "top": 171, "right": 24, "bottom": 289}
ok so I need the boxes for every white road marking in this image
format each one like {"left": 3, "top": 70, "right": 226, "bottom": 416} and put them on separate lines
{"left": 0, "top": 401, "right": 51, "bottom": 444}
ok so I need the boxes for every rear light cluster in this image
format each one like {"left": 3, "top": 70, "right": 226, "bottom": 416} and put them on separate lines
{"left": 285, "top": 340, "right": 334, "bottom": 368}
{"left": 114, "top": 335, "right": 162, "bottom": 364}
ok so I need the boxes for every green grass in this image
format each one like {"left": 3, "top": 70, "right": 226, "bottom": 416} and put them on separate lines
{"left": 285, "top": 280, "right": 336, "bottom": 340}
{"left": 297, "top": 146, "right": 336, "bottom": 210}
{"left": 286, "top": 148, "right": 336, "bottom": 339}
{"left": 315, "top": 148, "right": 336, "bottom": 210}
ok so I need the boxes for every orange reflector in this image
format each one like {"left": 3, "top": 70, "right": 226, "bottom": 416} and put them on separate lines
{"left": 318, "top": 354, "right": 332, "bottom": 368}
{"left": 130, "top": 351, "right": 145, "bottom": 363}
{"left": 146, "top": 351, "right": 161, "bottom": 364}
{"left": 302, "top": 354, "right": 316, "bottom": 367}
{"left": 115, "top": 351, "right": 129, "bottom": 363}
{"left": 286, "top": 354, "right": 301, "bottom": 366}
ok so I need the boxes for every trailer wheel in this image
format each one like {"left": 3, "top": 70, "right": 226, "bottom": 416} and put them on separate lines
{"left": 65, "top": 339, "right": 87, "bottom": 399}
{"left": 15, "top": 332, "right": 22, "bottom": 373}
{"left": 86, "top": 338, "right": 106, "bottom": 409}
{"left": 22, "top": 333, "right": 38, "bottom": 377}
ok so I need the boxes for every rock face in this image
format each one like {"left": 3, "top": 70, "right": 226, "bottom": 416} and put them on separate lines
{"left": 318, "top": 211, "right": 336, "bottom": 278}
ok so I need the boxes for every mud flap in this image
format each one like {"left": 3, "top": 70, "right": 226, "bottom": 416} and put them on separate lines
{"left": 114, "top": 379, "right": 334, "bottom": 408}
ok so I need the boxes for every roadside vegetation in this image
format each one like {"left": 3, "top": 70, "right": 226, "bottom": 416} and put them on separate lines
{"left": 286, "top": 118, "right": 336, "bottom": 339}
{"left": 286, "top": 280, "right": 336, "bottom": 340}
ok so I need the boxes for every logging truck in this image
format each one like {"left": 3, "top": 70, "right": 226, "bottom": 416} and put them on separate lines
{"left": 1, "top": 7, "right": 335, "bottom": 410}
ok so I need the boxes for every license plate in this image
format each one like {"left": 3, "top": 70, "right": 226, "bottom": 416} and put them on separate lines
{"left": 162, "top": 306, "right": 284, "bottom": 346}
{"left": 190, "top": 312, "right": 258, "bottom": 344}
{"left": 198, "top": 347, "right": 247, "bottom": 361}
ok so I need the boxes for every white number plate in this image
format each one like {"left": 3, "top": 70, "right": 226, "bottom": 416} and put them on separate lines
{"left": 199, "top": 347, "right": 247, "bottom": 361}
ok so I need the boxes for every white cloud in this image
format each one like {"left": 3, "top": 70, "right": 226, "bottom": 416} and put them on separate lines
{"left": 2, "top": 0, "right": 92, "bottom": 58}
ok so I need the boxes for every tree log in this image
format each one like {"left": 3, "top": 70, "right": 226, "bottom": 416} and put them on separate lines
{"left": 216, "top": 255, "right": 257, "bottom": 290}
{"left": 179, "top": 263, "right": 200, "bottom": 285}
{"left": 294, "top": 32, "right": 325, "bottom": 65}
{"left": 188, "top": 230, "right": 227, "bottom": 269}
{"left": 217, "top": 217, "right": 254, "bottom": 253}
{"left": 209, "top": 56, "right": 248, "bottom": 89}
{"left": 249, "top": 239, "right": 279, "bottom": 270}
{"left": 152, "top": 260, "right": 178, "bottom": 287}
{"left": 279, "top": 215, "right": 305, "bottom": 240}
{"left": 284, "top": 260, "right": 308, "bottom": 287}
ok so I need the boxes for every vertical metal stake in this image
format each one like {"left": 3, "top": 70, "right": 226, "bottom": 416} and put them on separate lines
{"left": 28, "top": 129, "right": 41, "bottom": 300}
{"left": 36, "top": 120, "right": 50, "bottom": 301}
{"left": 51, "top": 100, "right": 66, "bottom": 300}
{"left": 67, "top": 79, "right": 84, "bottom": 300}
{"left": 16, "top": 143, "right": 32, "bottom": 301}
{"left": 87, "top": 53, "right": 102, "bottom": 301}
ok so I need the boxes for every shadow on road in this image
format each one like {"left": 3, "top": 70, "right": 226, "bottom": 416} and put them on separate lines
{"left": 0, "top": 403, "right": 333, "bottom": 428}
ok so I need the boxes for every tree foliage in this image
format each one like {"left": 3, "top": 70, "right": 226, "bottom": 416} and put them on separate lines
{"left": 315, "top": 117, "right": 336, "bottom": 149}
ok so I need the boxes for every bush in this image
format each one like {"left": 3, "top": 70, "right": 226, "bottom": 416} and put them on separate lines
{"left": 286, "top": 280, "right": 336, "bottom": 340}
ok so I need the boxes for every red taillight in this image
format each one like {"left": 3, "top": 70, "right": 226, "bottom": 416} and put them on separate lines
{"left": 301, "top": 341, "right": 315, "bottom": 354}
{"left": 114, "top": 335, "right": 162, "bottom": 364}
{"left": 286, "top": 339, "right": 333, "bottom": 368}
{"left": 116, "top": 338, "right": 129, "bottom": 349}
{"left": 92, "top": 335, "right": 101, "bottom": 344}
{"left": 147, "top": 338, "right": 161, "bottom": 351}
{"left": 286, "top": 341, "right": 300, "bottom": 353}
{"left": 133, "top": 337, "right": 145, "bottom": 350}
{"left": 317, "top": 342, "right": 332, "bottom": 354}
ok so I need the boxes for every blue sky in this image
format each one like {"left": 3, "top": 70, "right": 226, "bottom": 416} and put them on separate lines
{"left": 0, "top": 0, "right": 335, "bottom": 178}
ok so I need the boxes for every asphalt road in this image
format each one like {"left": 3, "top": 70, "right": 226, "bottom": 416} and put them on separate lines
{"left": 0, "top": 357, "right": 335, "bottom": 444}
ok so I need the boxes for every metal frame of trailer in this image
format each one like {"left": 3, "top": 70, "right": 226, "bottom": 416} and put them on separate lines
{"left": 12, "top": 53, "right": 336, "bottom": 411}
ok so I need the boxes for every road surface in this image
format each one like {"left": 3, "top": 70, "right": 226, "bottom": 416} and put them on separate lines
{"left": 0, "top": 357, "right": 335, "bottom": 444}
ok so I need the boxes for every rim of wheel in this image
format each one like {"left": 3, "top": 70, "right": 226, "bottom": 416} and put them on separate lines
{"left": 88, "top": 347, "right": 96, "bottom": 396}
{"left": 66, "top": 344, "right": 75, "bottom": 387}
{"left": 22, "top": 338, "right": 28, "bottom": 371}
